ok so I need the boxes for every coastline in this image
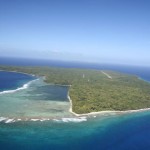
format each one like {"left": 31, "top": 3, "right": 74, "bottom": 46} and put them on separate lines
{"left": 0, "top": 78, "right": 39, "bottom": 94}
{"left": 0, "top": 70, "right": 40, "bottom": 94}
{"left": 0, "top": 69, "right": 36, "bottom": 79}
{"left": 1, "top": 68, "right": 150, "bottom": 117}
{"left": 67, "top": 91, "right": 150, "bottom": 117}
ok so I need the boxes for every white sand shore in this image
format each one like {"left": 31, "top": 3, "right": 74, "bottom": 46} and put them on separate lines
{"left": 68, "top": 92, "right": 150, "bottom": 117}
{"left": 2, "top": 69, "right": 149, "bottom": 117}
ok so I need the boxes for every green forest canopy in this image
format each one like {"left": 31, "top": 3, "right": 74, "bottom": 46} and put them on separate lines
{"left": 1, "top": 66, "right": 150, "bottom": 114}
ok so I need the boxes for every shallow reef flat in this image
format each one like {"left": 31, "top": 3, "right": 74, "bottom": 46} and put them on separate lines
{"left": 0, "top": 77, "right": 73, "bottom": 120}
{"left": 1, "top": 66, "right": 150, "bottom": 114}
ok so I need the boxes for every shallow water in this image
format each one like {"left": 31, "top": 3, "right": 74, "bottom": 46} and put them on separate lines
{"left": 0, "top": 77, "right": 73, "bottom": 120}
{"left": 0, "top": 111, "right": 150, "bottom": 150}
{"left": 1, "top": 68, "right": 150, "bottom": 150}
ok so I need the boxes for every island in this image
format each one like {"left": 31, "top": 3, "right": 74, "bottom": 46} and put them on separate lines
{"left": 1, "top": 65, "right": 150, "bottom": 114}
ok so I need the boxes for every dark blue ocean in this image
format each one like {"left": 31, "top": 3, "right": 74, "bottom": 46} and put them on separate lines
{"left": 0, "top": 71, "right": 36, "bottom": 92}
{"left": 0, "top": 57, "right": 150, "bottom": 150}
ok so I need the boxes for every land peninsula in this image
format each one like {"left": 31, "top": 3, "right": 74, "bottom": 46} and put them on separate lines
{"left": 1, "top": 66, "right": 150, "bottom": 114}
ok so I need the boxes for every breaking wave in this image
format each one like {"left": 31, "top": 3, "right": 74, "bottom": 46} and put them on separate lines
{"left": 0, "top": 116, "right": 87, "bottom": 124}
{"left": 0, "top": 79, "right": 38, "bottom": 95}
{"left": 53, "top": 117, "right": 87, "bottom": 123}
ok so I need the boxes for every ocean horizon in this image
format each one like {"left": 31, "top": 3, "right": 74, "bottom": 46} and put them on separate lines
{"left": 0, "top": 58, "right": 150, "bottom": 150}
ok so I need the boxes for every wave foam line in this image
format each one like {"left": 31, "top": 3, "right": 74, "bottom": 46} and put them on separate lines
{"left": 0, "top": 117, "right": 18, "bottom": 123}
{"left": 0, "top": 117, "right": 8, "bottom": 122}
{"left": 0, "top": 79, "right": 39, "bottom": 95}
{"left": 0, "top": 116, "right": 87, "bottom": 123}
{"left": 5, "top": 119, "right": 15, "bottom": 123}
{"left": 0, "top": 117, "right": 49, "bottom": 123}
{"left": 53, "top": 117, "right": 87, "bottom": 123}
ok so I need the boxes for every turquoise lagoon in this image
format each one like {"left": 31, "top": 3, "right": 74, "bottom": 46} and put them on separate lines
{"left": 0, "top": 70, "right": 150, "bottom": 150}
{"left": 0, "top": 71, "right": 73, "bottom": 120}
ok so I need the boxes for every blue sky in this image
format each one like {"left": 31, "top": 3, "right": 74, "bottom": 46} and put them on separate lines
{"left": 0, "top": 0, "right": 150, "bottom": 65}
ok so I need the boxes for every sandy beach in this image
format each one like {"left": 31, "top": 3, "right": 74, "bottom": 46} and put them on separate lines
{"left": 1, "top": 69, "right": 150, "bottom": 118}
{"left": 68, "top": 91, "right": 150, "bottom": 117}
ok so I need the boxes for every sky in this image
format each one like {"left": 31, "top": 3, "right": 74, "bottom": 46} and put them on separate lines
{"left": 0, "top": 0, "right": 150, "bottom": 66}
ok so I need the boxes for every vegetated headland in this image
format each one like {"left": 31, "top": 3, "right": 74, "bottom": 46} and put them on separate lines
{"left": 1, "top": 65, "right": 150, "bottom": 115}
